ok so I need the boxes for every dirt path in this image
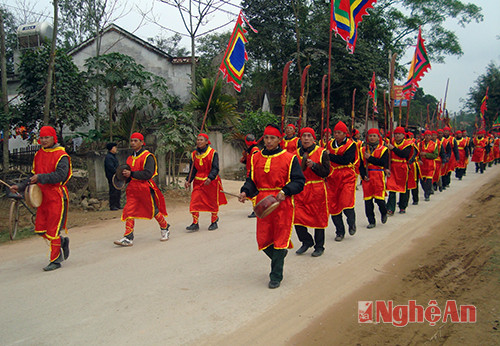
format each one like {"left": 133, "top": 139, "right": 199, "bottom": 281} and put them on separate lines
{"left": 0, "top": 165, "right": 499, "bottom": 345}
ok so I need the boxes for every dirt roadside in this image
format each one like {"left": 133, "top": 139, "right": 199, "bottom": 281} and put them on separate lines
{"left": 293, "top": 172, "right": 500, "bottom": 345}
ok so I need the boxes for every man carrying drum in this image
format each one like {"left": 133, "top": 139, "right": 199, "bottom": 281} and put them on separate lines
{"left": 293, "top": 127, "right": 330, "bottom": 257}
{"left": 240, "top": 134, "right": 260, "bottom": 218}
{"left": 185, "top": 133, "right": 227, "bottom": 231}
{"left": 10, "top": 126, "right": 72, "bottom": 271}
{"left": 239, "top": 124, "right": 305, "bottom": 289}
{"left": 114, "top": 132, "right": 169, "bottom": 246}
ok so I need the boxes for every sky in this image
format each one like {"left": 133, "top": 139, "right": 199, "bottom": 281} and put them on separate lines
{"left": 3, "top": 0, "right": 500, "bottom": 114}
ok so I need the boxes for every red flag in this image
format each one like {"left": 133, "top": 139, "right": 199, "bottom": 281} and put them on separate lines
{"left": 368, "top": 71, "right": 378, "bottom": 113}
{"left": 402, "top": 27, "right": 431, "bottom": 100}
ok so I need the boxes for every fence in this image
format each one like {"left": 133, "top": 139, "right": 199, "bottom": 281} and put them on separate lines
{"left": 9, "top": 145, "right": 40, "bottom": 171}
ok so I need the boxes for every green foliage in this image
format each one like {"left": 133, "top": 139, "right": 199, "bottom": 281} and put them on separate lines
{"left": 236, "top": 110, "right": 280, "bottom": 139}
{"left": 0, "top": 7, "right": 19, "bottom": 74}
{"left": 466, "top": 62, "right": 500, "bottom": 129}
{"left": 147, "top": 33, "right": 189, "bottom": 56}
{"left": 155, "top": 110, "right": 197, "bottom": 155}
{"left": 186, "top": 78, "right": 238, "bottom": 128}
{"left": 196, "top": 31, "right": 231, "bottom": 84}
{"left": 16, "top": 44, "right": 91, "bottom": 136}
{"left": 239, "top": 0, "right": 483, "bottom": 129}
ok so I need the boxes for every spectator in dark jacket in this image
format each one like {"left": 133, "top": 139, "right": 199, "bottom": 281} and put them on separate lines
{"left": 105, "top": 142, "right": 121, "bottom": 210}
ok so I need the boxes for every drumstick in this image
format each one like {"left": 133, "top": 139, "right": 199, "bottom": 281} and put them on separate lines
{"left": 221, "top": 191, "right": 241, "bottom": 198}
{"left": 0, "top": 178, "right": 13, "bottom": 189}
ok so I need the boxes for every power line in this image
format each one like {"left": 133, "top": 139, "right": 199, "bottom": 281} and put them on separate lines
{"left": 0, "top": 3, "right": 53, "bottom": 21}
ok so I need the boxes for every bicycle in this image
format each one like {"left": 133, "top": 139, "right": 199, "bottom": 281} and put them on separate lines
{"left": 6, "top": 187, "right": 36, "bottom": 240}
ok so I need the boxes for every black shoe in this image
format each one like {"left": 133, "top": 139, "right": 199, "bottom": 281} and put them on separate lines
{"left": 43, "top": 262, "right": 61, "bottom": 271}
{"left": 412, "top": 201, "right": 418, "bottom": 205}
{"left": 387, "top": 210, "right": 394, "bottom": 216}
{"left": 334, "top": 235, "right": 344, "bottom": 242}
{"left": 248, "top": 211, "right": 256, "bottom": 218}
{"left": 268, "top": 280, "right": 280, "bottom": 289}
{"left": 61, "top": 237, "right": 70, "bottom": 260}
{"left": 348, "top": 224, "right": 356, "bottom": 235}
{"left": 311, "top": 249, "right": 324, "bottom": 257}
{"left": 208, "top": 221, "right": 218, "bottom": 231}
{"left": 366, "top": 223, "right": 376, "bottom": 229}
{"left": 425, "top": 197, "right": 430, "bottom": 201}
{"left": 295, "top": 244, "right": 310, "bottom": 255}
{"left": 381, "top": 214, "right": 388, "bottom": 224}
{"left": 186, "top": 223, "right": 199, "bottom": 232}
{"left": 110, "top": 207, "right": 119, "bottom": 211}
{"left": 399, "top": 209, "right": 406, "bottom": 214}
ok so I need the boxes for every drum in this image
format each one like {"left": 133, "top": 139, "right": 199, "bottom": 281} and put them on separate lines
{"left": 253, "top": 195, "right": 280, "bottom": 218}
{"left": 115, "top": 164, "right": 131, "bottom": 181}
{"left": 112, "top": 174, "right": 127, "bottom": 190}
{"left": 25, "top": 184, "right": 42, "bottom": 208}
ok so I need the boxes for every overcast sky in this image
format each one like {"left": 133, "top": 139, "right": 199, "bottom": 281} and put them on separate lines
{"left": 4, "top": 0, "right": 499, "bottom": 114}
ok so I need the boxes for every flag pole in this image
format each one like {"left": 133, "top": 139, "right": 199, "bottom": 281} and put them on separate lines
{"left": 383, "top": 90, "right": 387, "bottom": 135}
{"left": 351, "top": 88, "right": 357, "bottom": 131}
{"left": 364, "top": 96, "right": 369, "bottom": 136}
{"left": 281, "top": 60, "right": 293, "bottom": 133}
{"left": 405, "top": 99, "right": 411, "bottom": 129}
{"left": 297, "top": 64, "right": 311, "bottom": 131}
{"left": 320, "top": 74, "right": 327, "bottom": 138}
{"left": 326, "top": 16, "right": 333, "bottom": 142}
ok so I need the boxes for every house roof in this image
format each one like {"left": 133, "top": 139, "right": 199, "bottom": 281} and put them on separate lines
{"left": 68, "top": 23, "right": 193, "bottom": 65}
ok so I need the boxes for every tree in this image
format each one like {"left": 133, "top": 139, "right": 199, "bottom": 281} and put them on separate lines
{"left": 239, "top": 0, "right": 483, "bottom": 128}
{"left": 85, "top": 52, "right": 176, "bottom": 141}
{"left": 147, "top": 33, "right": 189, "bottom": 56}
{"left": 186, "top": 78, "right": 238, "bottom": 128}
{"left": 43, "top": 0, "right": 58, "bottom": 125}
{"left": 1, "top": 8, "right": 10, "bottom": 169}
{"left": 156, "top": 0, "right": 236, "bottom": 93}
{"left": 16, "top": 44, "right": 91, "bottom": 141}
{"left": 465, "top": 63, "right": 500, "bottom": 129}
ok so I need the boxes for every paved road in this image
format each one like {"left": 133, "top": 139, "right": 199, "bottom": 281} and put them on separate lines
{"left": 1, "top": 164, "right": 498, "bottom": 345}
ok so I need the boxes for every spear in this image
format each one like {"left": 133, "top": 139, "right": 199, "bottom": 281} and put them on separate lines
{"left": 383, "top": 91, "right": 387, "bottom": 136}
{"left": 320, "top": 74, "right": 327, "bottom": 137}
{"left": 280, "top": 60, "right": 293, "bottom": 133}
{"left": 442, "top": 78, "right": 449, "bottom": 115}
{"left": 388, "top": 53, "right": 397, "bottom": 170}
{"left": 351, "top": 88, "right": 357, "bottom": 131}
{"left": 364, "top": 96, "right": 369, "bottom": 136}
{"left": 426, "top": 104, "right": 430, "bottom": 129}
{"left": 297, "top": 64, "right": 311, "bottom": 131}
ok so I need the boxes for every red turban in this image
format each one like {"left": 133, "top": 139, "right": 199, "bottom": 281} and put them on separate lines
{"left": 352, "top": 129, "right": 360, "bottom": 136}
{"left": 286, "top": 124, "right": 296, "bottom": 131}
{"left": 477, "top": 130, "right": 486, "bottom": 135}
{"left": 443, "top": 126, "right": 451, "bottom": 131}
{"left": 407, "top": 132, "right": 414, "bottom": 137}
{"left": 263, "top": 125, "right": 282, "bottom": 138}
{"left": 198, "top": 133, "right": 211, "bottom": 144}
{"left": 131, "top": 132, "right": 144, "bottom": 141}
{"left": 431, "top": 130, "right": 438, "bottom": 135}
{"left": 322, "top": 128, "right": 332, "bottom": 135}
{"left": 455, "top": 130, "right": 462, "bottom": 135}
{"left": 437, "top": 129, "right": 443, "bottom": 133}
{"left": 424, "top": 130, "right": 432, "bottom": 136}
{"left": 299, "top": 127, "right": 316, "bottom": 140}
{"left": 39, "top": 126, "right": 58, "bottom": 143}
{"left": 333, "top": 121, "right": 348, "bottom": 134}
{"left": 394, "top": 126, "right": 405, "bottom": 135}
{"left": 367, "top": 128, "right": 381, "bottom": 137}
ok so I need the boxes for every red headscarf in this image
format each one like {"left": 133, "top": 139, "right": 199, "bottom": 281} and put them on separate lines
{"left": 286, "top": 124, "right": 296, "bottom": 131}
{"left": 198, "top": 133, "right": 211, "bottom": 145}
{"left": 424, "top": 130, "right": 432, "bottom": 136}
{"left": 394, "top": 126, "right": 405, "bottom": 135}
{"left": 39, "top": 126, "right": 58, "bottom": 144}
{"left": 299, "top": 127, "right": 316, "bottom": 140}
{"left": 263, "top": 125, "right": 282, "bottom": 138}
{"left": 333, "top": 121, "right": 348, "bottom": 134}
{"left": 131, "top": 132, "right": 144, "bottom": 141}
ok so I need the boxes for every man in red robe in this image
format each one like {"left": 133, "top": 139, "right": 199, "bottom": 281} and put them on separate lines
{"left": 326, "top": 121, "right": 357, "bottom": 241}
{"left": 239, "top": 124, "right": 305, "bottom": 289}
{"left": 472, "top": 130, "right": 488, "bottom": 174}
{"left": 11, "top": 126, "right": 72, "bottom": 271}
{"left": 386, "top": 126, "right": 412, "bottom": 215}
{"left": 185, "top": 133, "right": 227, "bottom": 231}
{"left": 360, "top": 128, "right": 389, "bottom": 229}
{"left": 281, "top": 123, "right": 301, "bottom": 153}
{"left": 114, "top": 132, "right": 169, "bottom": 246}
{"left": 454, "top": 131, "right": 469, "bottom": 180}
{"left": 418, "top": 130, "right": 438, "bottom": 201}
{"left": 293, "top": 127, "right": 330, "bottom": 257}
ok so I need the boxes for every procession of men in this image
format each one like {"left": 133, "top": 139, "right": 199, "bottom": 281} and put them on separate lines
{"left": 10, "top": 124, "right": 499, "bottom": 289}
